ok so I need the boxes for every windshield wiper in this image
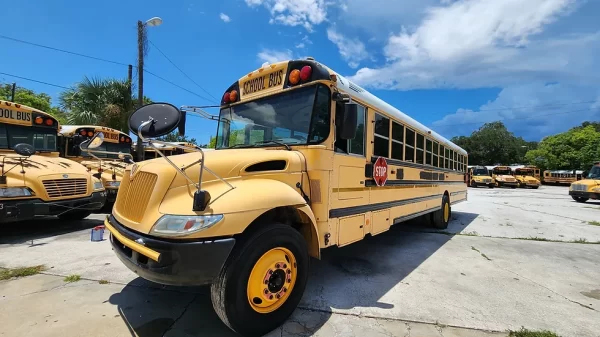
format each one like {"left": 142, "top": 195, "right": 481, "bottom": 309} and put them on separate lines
{"left": 254, "top": 140, "right": 291, "bottom": 151}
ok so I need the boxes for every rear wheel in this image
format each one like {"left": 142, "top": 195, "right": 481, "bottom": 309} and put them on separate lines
{"left": 470, "top": 180, "right": 477, "bottom": 188}
{"left": 211, "top": 224, "right": 309, "bottom": 337}
{"left": 488, "top": 184, "right": 494, "bottom": 189}
{"left": 431, "top": 194, "right": 450, "bottom": 229}
{"left": 57, "top": 210, "right": 92, "bottom": 220}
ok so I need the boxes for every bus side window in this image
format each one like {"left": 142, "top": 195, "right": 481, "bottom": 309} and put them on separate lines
{"left": 0, "top": 124, "right": 7, "bottom": 148}
{"left": 373, "top": 113, "right": 389, "bottom": 157}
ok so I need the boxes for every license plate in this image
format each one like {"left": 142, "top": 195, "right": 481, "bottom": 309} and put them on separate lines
{"left": 240, "top": 68, "right": 285, "bottom": 97}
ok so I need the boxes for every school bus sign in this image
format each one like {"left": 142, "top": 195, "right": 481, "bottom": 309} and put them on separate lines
{"left": 0, "top": 106, "right": 32, "bottom": 126}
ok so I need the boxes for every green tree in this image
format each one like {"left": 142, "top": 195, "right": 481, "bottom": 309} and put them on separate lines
{"left": 1, "top": 83, "right": 68, "bottom": 124}
{"left": 59, "top": 76, "right": 136, "bottom": 133}
{"left": 208, "top": 129, "right": 266, "bottom": 148}
{"left": 157, "top": 131, "right": 198, "bottom": 145}
{"left": 525, "top": 124, "right": 600, "bottom": 171}
{"left": 451, "top": 121, "right": 532, "bottom": 165}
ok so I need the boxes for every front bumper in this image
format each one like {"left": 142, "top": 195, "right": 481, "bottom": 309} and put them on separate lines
{"left": 498, "top": 181, "right": 518, "bottom": 187}
{"left": 474, "top": 181, "right": 494, "bottom": 187}
{"left": 0, "top": 192, "right": 106, "bottom": 223}
{"left": 569, "top": 191, "right": 599, "bottom": 200}
{"left": 105, "top": 215, "right": 236, "bottom": 286}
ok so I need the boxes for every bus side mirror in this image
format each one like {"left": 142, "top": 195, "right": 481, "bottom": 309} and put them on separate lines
{"left": 14, "top": 143, "right": 35, "bottom": 157}
{"left": 129, "top": 102, "right": 184, "bottom": 138}
{"left": 339, "top": 103, "right": 358, "bottom": 140}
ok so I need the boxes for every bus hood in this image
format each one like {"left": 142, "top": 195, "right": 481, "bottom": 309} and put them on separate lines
{"left": 1, "top": 154, "right": 92, "bottom": 199}
{"left": 495, "top": 175, "right": 516, "bottom": 182}
{"left": 112, "top": 148, "right": 307, "bottom": 234}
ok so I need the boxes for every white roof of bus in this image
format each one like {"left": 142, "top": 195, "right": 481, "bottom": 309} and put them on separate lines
{"left": 329, "top": 69, "right": 467, "bottom": 156}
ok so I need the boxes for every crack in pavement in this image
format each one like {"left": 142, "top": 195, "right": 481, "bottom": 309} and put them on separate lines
{"left": 19, "top": 279, "right": 94, "bottom": 296}
{"left": 490, "top": 201, "right": 587, "bottom": 222}
{"left": 160, "top": 294, "right": 198, "bottom": 336}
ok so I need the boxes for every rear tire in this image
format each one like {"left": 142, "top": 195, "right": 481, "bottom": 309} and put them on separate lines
{"left": 488, "top": 185, "right": 494, "bottom": 189}
{"left": 57, "top": 210, "right": 92, "bottom": 220}
{"left": 211, "top": 224, "right": 309, "bottom": 337}
{"left": 431, "top": 194, "right": 451, "bottom": 229}
{"left": 470, "top": 180, "right": 476, "bottom": 188}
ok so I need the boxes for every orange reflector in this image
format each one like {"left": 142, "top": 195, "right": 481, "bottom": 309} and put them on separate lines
{"left": 183, "top": 220, "right": 195, "bottom": 230}
{"left": 120, "top": 136, "right": 124, "bottom": 141}
{"left": 289, "top": 69, "right": 300, "bottom": 85}
{"left": 223, "top": 92, "right": 231, "bottom": 103}
{"left": 88, "top": 131, "right": 93, "bottom": 137}
{"left": 230, "top": 90, "right": 238, "bottom": 102}
{"left": 35, "top": 117, "right": 43, "bottom": 124}
{"left": 80, "top": 130, "right": 86, "bottom": 135}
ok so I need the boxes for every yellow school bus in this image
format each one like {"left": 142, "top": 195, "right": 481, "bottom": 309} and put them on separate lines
{"left": 512, "top": 166, "right": 541, "bottom": 189}
{"left": 0, "top": 100, "right": 106, "bottom": 223}
{"left": 58, "top": 125, "right": 133, "bottom": 203}
{"left": 492, "top": 166, "right": 518, "bottom": 188}
{"left": 466, "top": 165, "right": 494, "bottom": 188}
{"left": 543, "top": 169, "right": 584, "bottom": 185}
{"left": 99, "top": 58, "right": 468, "bottom": 336}
{"left": 569, "top": 162, "right": 600, "bottom": 202}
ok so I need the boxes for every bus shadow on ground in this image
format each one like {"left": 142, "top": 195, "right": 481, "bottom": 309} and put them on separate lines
{"left": 0, "top": 217, "right": 104, "bottom": 244}
{"left": 110, "top": 211, "right": 479, "bottom": 337}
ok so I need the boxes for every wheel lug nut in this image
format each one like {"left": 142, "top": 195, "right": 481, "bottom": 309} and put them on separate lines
{"left": 283, "top": 264, "right": 287, "bottom": 268}
{"left": 264, "top": 289, "right": 269, "bottom": 294}
{"left": 269, "top": 295, "right": 274, "bottom": 300}
{"left": 276, "top": 294, "right": 281, "bottom": 299}
{"left": 287, "top": 278, "right": 291, "bottom": 283}
{"left": 268, "top": 270, "right": 273, "bottom": 275}
{"left": 275, "top": 263, "right": 280, "bottom": 268}
{"left": 287, "top": 269, "right": 291, "bottom": 274}
{"left": 264, "top": 280, "right": 268, "bottom": 284}
{"left": 283, "top": 288, "right": 287, "bottom": 293}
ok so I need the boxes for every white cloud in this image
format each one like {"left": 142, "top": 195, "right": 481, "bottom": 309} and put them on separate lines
{"left": 219, "top": 13, "right": 231, "bottom": 22}
{"left": 295, "top": 43, "right": 305, "bottom": 49}
{"left": 327, "top": 26, "right": 368, "bottom": 68}
{"left": 244, "top": 0, "right": 330, "bottom": 31}
{"left": 431, "top": 82, "right": 600, "bottom": 140}
{"left": 349, "top": 0, "right": 586, "bottom": 90}
{"left": 257, "top": 48, "right": 293, "bottom": 64}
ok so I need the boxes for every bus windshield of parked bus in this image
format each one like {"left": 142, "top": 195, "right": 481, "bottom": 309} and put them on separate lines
{"left": 81, "top": 142, "right": 131, "bottom": 159}
{"left": 494, "top": 167, "right": 511, "bottom": 175}
{"left": 215, "top": 85, "right": 330, "bottom": 149}
{"left": 472, "top": 167, "right": 489, "bottom": 176}
{"left": 516, "top": 168, "right": 534, "bottom": 176}
{"left": 0, "top": 124, "right": 57, "bottom": 152}
{"left": 588, "top": 164, "right": 600, "bottom": 179}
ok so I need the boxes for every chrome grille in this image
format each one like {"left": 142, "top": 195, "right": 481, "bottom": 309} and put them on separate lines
{"left": 571, "top": 184, "right": 587, "bottom": 191}
{"left": 43, "top": 179, "right": 88, "bottom": 198}
{"left": 114, "top": 171, "right": 157, "bottom": 223}
{"left": 483, "top": 179, "right": 492, "bottom": 183}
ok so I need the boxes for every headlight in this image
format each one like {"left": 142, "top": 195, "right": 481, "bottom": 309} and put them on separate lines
{"left": 0, "top": 187, "right": 33, "bottom": 197}
{"left": 93, "top": 182, "right": 105, "bottom": 190}
{"left": 151, "top": 214, "right": 224, "bottom": 237}
{"left": 106, "top": 181, "right": 121, "bottom": 187}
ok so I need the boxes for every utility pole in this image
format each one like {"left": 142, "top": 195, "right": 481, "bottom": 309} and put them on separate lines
{"left": 10, "top": 83, "right": 16, "bottom": 102}
{"left": 136, "top": 20, "right": 145, "bottom": 161}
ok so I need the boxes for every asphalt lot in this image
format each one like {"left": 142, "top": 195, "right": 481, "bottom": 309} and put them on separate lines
{"left": 1, "top": 185, "right": 599, "bottom": 337}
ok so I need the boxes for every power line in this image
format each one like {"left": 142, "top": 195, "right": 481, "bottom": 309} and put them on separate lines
{"left": 0, "top": 72, "right": 71, "bottom": 90}
{"left": 0, "top": 34, "right": 210, "bottom": 101}
{"left": 148, "top": 40, "right": 219, "bottom": 103}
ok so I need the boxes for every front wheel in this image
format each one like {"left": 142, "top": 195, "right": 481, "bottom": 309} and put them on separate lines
{"left": 57, "top": 210, "right": 92, "bottom": 220}
{"left": 572, "top": 196, "right": 589, "bottom": 203}
{"left": 488, "top": 185, "right": 494, "bottom": 189}
{"left": 431, "top": 194, "right": 451, "bottom": 229}
{"left": 211, "top": 224, "right": 309, "bottom": 337}
{"left": 470, "top": 180, "right": 477, "bottom": 188}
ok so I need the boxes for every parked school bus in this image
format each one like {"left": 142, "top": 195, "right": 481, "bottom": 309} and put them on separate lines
{"left": 95, "top": 58, "right": 468, "bottom": 336}
{"left": 492, "top": 166, "right": 518, "bottom": 188}
{"left": 0, "top": 100, "right": 106, "bottom": 223}
{"left": 467, "top": 165, "right": 494, "bottom": 188}
{"left": 58, "top": 125, "right": 133, "bottom": 203}
{"left": 569, "top": 162, "right": 600, "bottom": 203}
{"left": 543, "top": 169, "right": 584, "bottom": 185}
{"left": 512, "top": 166, "right": 540, "bottom": 189}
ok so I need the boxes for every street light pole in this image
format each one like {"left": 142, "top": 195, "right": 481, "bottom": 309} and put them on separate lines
{"left": 135, "top": 17, "right": 162, "bottom": 162}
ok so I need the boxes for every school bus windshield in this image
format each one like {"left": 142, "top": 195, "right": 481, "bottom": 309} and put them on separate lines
{"left": 588, "top": 165, "right": 600, "bottom": 179}
{"left": 0, "top": 124, "right": 57, "bottom": 151}
{"left": 472, "top": 168, "right": 488, "bottom": 176}
{"left": 516, "top": 168, "right": 534, "bottom": 176}
{"left": 215, "top": 84, "right": 330, "bottom": 149}
{"left": 494, "top": 168, "right": 511, "bottom": 175}
{"left": 81, "top": 142, "right": 131, "bottom": 159}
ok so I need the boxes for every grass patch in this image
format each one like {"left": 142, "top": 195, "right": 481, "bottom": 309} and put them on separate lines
{"left": 461, "top": 231, "right": 479, "bottom": 236}
{"left": 0, "top": 265, "right": 45, "bottom": 280}
{"left": 64, "top": 274, "right": 81, "bottom": 283}
{"left": 588, "top": 221, "right": 600, "bottom": 226}
{"left": 517, "top": 237, "right": 550, "bottom": 242}
{"left": 508, "top": 327, "right": 560, "bottom": 337}
{"left": 572, "top": 238, "right": 587, "bottom": 243}
{"left": 98, "top": 279, "right": 109, "bottom": 284}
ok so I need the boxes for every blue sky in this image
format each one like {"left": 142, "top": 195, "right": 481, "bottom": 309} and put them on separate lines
{"left": 1, "top": 0, "right": 599, "bottom": 145}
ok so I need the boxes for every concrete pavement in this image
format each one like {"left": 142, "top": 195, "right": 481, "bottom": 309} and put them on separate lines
{"left": 1, "top": 185, "right": 599, "bottom": 336}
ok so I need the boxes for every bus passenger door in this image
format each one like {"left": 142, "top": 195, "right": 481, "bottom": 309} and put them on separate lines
{"left": 331, "top": 102, "right": 367, "bottom": 246}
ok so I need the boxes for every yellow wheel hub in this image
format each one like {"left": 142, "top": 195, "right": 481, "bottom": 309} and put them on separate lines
{"left": 247, "top": 247, "right": 297, "bottom": 314}
{"left": 444, "top": 203, "right": 450, "bottom": 222}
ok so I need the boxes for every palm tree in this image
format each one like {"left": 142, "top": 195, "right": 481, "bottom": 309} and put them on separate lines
{"left": 59, "top": 76, "right": 135, "bottom": 133}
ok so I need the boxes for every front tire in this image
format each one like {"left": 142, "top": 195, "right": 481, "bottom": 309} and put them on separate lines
{"left": 470, "top": 180, "right": 477, "bottom": 188}
{"left": 572, "top": 196, "right": 589, "bottom": 203}
{"left": 211, "top": 224, "right": 309, "bottom": 337}
{"left": 57, "top": 210, "right": 92, "bottom": 220}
